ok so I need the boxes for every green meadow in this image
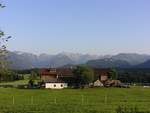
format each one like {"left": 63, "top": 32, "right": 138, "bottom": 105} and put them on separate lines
{"left": 0, "top": 87, "right": 150, "bottom": 113}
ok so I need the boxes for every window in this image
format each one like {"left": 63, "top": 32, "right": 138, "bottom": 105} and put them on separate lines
{"left": 61, "top": 84, "right": 63, "bottom": 87}
{"left": 54, "top": 84, "right": 56, "bottom": 87}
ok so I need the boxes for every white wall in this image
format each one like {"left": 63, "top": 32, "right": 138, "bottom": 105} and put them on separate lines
{"left": 45, "top": 83, "right": 68, "bottom": 89}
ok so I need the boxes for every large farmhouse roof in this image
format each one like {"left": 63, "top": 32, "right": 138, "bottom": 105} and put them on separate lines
{"left": 40, "top": 68, "right": 73, "bottom": 77}
{"left": 40, "top": 68, "right": 109, "bottom": 76}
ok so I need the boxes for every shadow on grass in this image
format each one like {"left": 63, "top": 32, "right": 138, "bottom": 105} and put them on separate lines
{"left": 1, "top": 106, "right": 150, "bottom": 113}
{"left": 116, "top": 105, "right": 150, "bottom": 113}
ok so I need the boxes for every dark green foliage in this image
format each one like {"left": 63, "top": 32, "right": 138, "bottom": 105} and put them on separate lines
{"left": 30, "top": 71, "right": 37, "bottom": 80}
{"left": 28, "top": 79, "right": 35, "bottom": 88}
{"left": 14, "top": 68, "right": 39, "bottom": 75}
{"left": 0, "top": 69, "right": 19, "bottom": 82}
{"left": 14, "top": 69, "right": 33, "bottom": 74}
{"left": 117, "top": 68, "right": 150, "bottom": 84}
{"left": 73, "top": 65, "right": 94, "bottom": 86}
{"left": 109, "top": 68, "right": 118, "bottom": 79}
{"left": 30, "top": 70, "right": 39, "bottom": 80}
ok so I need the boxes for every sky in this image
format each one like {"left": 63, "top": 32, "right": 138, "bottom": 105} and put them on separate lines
{"left": 0, "top": 0, "right": 150, "bottom": 55}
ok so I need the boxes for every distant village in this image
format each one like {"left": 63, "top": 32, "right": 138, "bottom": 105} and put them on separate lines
{"left": 38, "top": 67, "right": 128, "bottom": 89}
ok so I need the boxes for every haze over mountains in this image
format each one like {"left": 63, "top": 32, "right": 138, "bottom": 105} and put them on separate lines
{"left": 7, "top": 51, "right": 150, "bottom": 69}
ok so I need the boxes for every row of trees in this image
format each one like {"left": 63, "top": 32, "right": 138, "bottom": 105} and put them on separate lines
{"left": 0, "top": 69, "right": 22, "bottom": 81}
{"left": 118, "top": 68, "right": 150, "bottom": 83}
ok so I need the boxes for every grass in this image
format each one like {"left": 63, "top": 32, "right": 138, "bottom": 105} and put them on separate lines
{"left": 0, "top": 87, "right": 150, "bottom": 113}
{"left": 0, "top": 74, "right": 40, "bottom": 86}
{"left": 0, "top": 79, "right": 29, "bottom": 86}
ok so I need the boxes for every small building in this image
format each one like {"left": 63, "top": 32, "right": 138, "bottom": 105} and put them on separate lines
{"left": 94, "top": 68, "right": 110, "bottom": 82}
{"left": 93, "top": 79, "right": 104, "bottom": 87}
{"left": 105, "top": 80, "right": 122, "bottom": 87}
{"left": 45, "top": 82, "right": 68, "bottom": 89}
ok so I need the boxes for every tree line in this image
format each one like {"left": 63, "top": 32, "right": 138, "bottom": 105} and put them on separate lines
{"left": 117, "top": 68, "right": 150, "bottom": 84}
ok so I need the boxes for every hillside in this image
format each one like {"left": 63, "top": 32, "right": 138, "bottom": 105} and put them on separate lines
{"left": 111, "top": 53, "right": 150, "bottom": 65}
{"left": 87, "top": 58, "right": 131, "bottom": 68}
{"left": 136, "top": 60, "right": 150, "bottom": 68}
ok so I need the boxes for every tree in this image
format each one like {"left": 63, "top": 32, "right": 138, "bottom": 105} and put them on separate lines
{"left": 0, "top": 2, "right": 13, "bottom": 82}
{"left": 0, "top": 3, "right": 11, "bottom": 69}
{"left": 73, "top": 65, "right": 94, "bottom": 86}
{"left": 0, "top": 69, "right": 19, "bottom": 82}
{"left": 28, "top": 79, "right": 35, "bottom": 88}
{"left": 109, "top": 68, "right": 118, "bottom": 80}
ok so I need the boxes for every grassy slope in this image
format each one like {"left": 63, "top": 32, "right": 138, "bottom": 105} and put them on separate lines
{"left": 0, "top": 87, "right": 150, "bottom": 113}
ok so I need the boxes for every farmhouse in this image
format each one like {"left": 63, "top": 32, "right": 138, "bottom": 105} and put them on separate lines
{"left": 40, "top": 68, "right": 75, "bottom": 89}
{"left": 40, "top": 68, "right": 110, "bottom": 88}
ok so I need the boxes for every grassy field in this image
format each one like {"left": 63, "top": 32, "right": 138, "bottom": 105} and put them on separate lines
{"left": 0, "top": 74, "right": 39, "bottom": 86}
{"left": 0, "top": 79, "right": 29, "bottom": 86}
{"left": 0, "top": 87, "right": 150, "bottom": 113}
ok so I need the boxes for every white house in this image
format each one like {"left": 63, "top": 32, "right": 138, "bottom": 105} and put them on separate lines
{"left": 94, "top": 80, "right": 104, "bottom": 87}
{"left": 45, "top": 83, "right": 68, "bottom": 89}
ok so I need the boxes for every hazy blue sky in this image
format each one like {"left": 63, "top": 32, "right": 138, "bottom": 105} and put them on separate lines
{"left": 1, "top": 0, "right": 150, "bottom": 55}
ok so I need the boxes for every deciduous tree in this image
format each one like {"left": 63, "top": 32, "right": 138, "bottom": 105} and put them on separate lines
{"left": 73, "top": 65, "right": 94, "bottom": 86}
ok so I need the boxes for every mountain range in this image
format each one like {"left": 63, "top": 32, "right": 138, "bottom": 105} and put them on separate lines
{"left": 87, "top": 53, "right": 150, "bottom": 68}
{"left": 6, "top": 51, "right": 150, "bottom": 69}
{"left": 7, "top": 51, "right": 104, "bottom": 69}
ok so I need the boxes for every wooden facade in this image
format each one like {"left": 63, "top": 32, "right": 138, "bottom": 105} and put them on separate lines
{"left": 40, "top": 68, "right": 74, "bottom": 83}
{"left": 93, "top": 68, "right": 110, "bottom": 82}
